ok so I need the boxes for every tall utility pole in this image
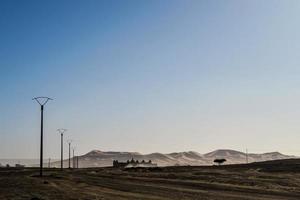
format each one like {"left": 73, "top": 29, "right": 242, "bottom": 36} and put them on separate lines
{"left": 246, "top": 148, "right": 248, "bottom": 164}
{"left": 67, "top": 140, "right": 72, "bottom": 169}
{"left": 72, "top": 147, "right": 75, "bottom": 168}
{"left": 48, "top": 158, "right": 51, "bottom": 168}
{"left": 77, "top": 156, "right": 79, "bottom": 169}
{"left": 57, "top": 129, "right": 67, "bottom": 170}
{"left": 33, "top": 97, "right": 53, "bottom": 177}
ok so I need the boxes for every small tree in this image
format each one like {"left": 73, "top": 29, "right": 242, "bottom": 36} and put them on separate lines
{"left": 214, "top": 158, "right": 226, "bottom": 166}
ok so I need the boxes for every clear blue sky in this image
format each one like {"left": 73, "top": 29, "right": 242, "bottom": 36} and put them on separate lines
{"left": 1, "top": 0, "right": 300, "bottom": 159}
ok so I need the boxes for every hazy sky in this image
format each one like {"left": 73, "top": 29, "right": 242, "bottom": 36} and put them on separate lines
{"left": 1, "top": 0, "right": 300, "bottom": 159}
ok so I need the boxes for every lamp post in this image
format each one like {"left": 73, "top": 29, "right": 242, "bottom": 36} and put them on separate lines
{"left": 33, "top": 97, "right": 53, "bottom": 177}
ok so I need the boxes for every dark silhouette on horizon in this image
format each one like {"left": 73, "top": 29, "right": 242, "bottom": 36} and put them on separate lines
{"left": 214, "top": 158, "right": 227, "bottom": 166}
{"left": 113, "top": 158, "right": 154, "bottom": 168}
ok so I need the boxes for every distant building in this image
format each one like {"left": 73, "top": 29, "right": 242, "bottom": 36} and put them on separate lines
{"left": 15, "top": 164, "right": 25, "bottom": 168}
{"left": 113, "top": 158, "right": 157, "bottom": 168}
{"left": 113, "top": 160, "right": 128, "bottom": 168}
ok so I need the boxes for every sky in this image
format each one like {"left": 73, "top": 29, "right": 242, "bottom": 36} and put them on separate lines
{"left": 1, "top": 0, "right": 300, "bottom": 159}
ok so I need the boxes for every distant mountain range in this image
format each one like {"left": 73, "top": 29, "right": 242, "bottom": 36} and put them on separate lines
{"left": 51, "top": 149, "right": 296, "bottom": 168}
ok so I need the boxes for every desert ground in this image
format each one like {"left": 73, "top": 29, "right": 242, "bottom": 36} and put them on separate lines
{"left": 1, "top": 159, "right": 300, "bottom": 200}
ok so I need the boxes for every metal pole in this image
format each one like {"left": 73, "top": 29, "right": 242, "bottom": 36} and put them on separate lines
{"left": 77, "top": 156, "right": 79, "bottom": 168}
{"left": 72, "top": 149, "right": 75, "bottom": 168}
{"left": 33, "top": 97, "right": 52, "bottom": 177}
{"left": 246, "top": 149, "right": 248, "bottom": 164}
{"left": 40, "top": 105, "right": 44, "bottom": 176}
{"left": 57, "top": 129, "right": 67, "bottom": 170}
{"left": 48, "top": 158, "right": 51, "bottom": 168}
{"left": 68, "top": 142, "right": 71, "bottom": 169}
{"left": 61, "top": 133, "right": 63, "bottom": 170}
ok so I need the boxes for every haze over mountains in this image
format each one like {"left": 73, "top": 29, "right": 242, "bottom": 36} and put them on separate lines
{"left": 52, "top": 149, "right": 295, "bottom": 168}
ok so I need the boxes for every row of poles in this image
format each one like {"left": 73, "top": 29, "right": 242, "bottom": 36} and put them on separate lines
{"left": 57, "top": 129, "right": 78, "bottom": 170}
{"left": 33, "top": 97, "right": 78, "bottom": 177}
{"left": 33, "top": 96, "right": 251, "bottom": 177}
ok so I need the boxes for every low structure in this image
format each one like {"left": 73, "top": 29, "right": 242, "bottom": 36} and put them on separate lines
{"left": 112, "top": 160, "right": 128, "bottom": 168}
{"left": 15, "top": 164, "right": 25, "bottom": 168}
{"left": 113, "top": 158, "right": 157, "bottom": 168}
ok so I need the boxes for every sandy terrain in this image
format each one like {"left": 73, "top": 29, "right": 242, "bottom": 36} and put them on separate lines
{"left": 1, "top": 159, "right": 300, "bottom": 200}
